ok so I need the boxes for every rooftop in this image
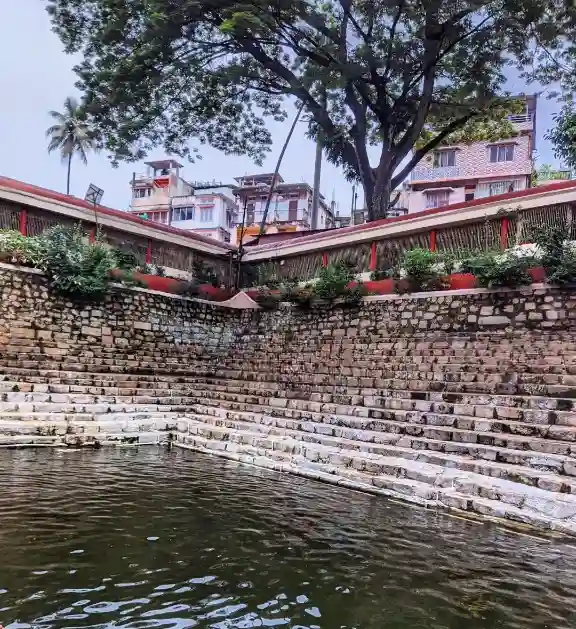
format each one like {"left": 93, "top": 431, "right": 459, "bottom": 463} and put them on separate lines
{"left": 144, "top": 159, "right": 184, "bottom": 169}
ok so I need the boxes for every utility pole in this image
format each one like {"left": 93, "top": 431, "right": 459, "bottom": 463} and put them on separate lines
{"left": 311, "top": 131, "right": 323, "bottom": 230}
{"left": 310, "top": 90, "right": 326, "bottom": 231}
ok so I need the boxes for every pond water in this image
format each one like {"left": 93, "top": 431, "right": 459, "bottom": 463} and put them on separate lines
{"left": 1, "top": 447, "right": 576, "bottom": 629}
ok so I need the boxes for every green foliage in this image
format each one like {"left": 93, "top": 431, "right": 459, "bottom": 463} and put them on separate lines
{"left": 46, "top": 0, "right": 573, "bottom": 220}
{"left": 369, "top": 267, "right": 394, "bottom": 281}
{"left": 39, "top": 225, "right": 115, "bottom": 300}
{"left": 112, "top": 247, "right": 141, "bottom": 271}
{"left": 460, "top": 251, "right": 531, "bottom": 288}
{"left": 0, "top": 230, "right": 44, "bottom": 267}
{"left": 46, "top": 96, "right": 97, "bottom": 193}
{"left": 314, "top": 261, "right": 359, "bottom": 303}
{"left": 281, "top": 283, "right": 316, "bottom": 309}
{"left": 253, "top": 288, "right": 282, "bottom": 310}
{"left": 533, "top": 226, "right": 576, "bottom": 285}
{"left": 545, "top": 106, "right": 576, "bottom": 172}
{"left": 397, "top": 248, "right": 447, "bottom": 292}
{"left": 256, "top": 263, "right": 281, "bottom": 289}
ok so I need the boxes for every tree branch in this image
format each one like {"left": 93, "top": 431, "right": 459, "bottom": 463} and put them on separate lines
{"left": 391, "top": 112, "right": 476, "bottom": 188}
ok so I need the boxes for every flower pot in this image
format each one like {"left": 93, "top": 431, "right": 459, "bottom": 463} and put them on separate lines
{"left": 198, "top": 284, "right": 231, "bottom": 301}
{"left": 364, "top": 279, "right": 396, "bottom": 295}
{"left": 133, "top": 273, "right": 182, "bottom": 294}
{"left": 448, "top": 273, "right": 477, "bottom": 290}
{"left": 528, "top": 266, "right": 546, "bottom": 283}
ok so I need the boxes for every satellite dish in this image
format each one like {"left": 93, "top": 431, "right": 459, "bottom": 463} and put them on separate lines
{"left": 85, "top": 183, "right": 104, "bottom": 205}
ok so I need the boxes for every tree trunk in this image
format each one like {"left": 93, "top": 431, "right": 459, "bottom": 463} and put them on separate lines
{"left": 370, "top": 154, "right": 394, "bottom": 221}
{"left": 66, "top": 153, "right": 72, "bottom": 195}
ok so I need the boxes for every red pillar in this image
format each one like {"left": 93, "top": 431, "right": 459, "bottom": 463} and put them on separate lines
{"left": 19, "top": 208, "right": 27, "bottom": 236}
{"left": 500, "top": 217, "right": 509, "bottom": 250}
{"left": 88, "top": 228, "right": 96, "bottom": 243}
{"left": 322, "top": 252, "right": 328, "bottom": 266}
{"left": 146, "top": 239, "right": 152, "bottom": 264}
{"left": 369, "top": 241, "right": 377, "bottom": 271}
{"left": 429, "top": 230, "right": 437, "bottom": 252}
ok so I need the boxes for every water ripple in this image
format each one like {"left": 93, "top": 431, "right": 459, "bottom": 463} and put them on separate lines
{"left": 2, "top": 447, "right": 576, "bottom": 628}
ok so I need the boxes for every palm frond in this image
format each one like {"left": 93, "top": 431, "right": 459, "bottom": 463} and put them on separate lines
{"left": 47, "top": 96, "right": 96, "bottom": 169}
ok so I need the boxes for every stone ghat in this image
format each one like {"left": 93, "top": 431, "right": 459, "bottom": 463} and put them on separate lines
{"left": 4, "top": 264, "right": 576, "bottom": 534}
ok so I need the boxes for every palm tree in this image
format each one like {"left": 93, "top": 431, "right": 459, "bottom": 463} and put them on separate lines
{"left": 46, "top": 96, "right": 97, "bottom": 195}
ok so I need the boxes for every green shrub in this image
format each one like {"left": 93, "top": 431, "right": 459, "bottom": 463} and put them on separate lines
{"left": 397, "top": 248, "right": 446, "bottom": 292}
{"left": 281, "top": 283, "right": 316, "bottom": 309}
{"left": 112, "top": 247, "right": 141, "bottom": 271}
{"left": 532, "top": 226, "right": 576, "bottom": 284}
{"left": 314, "top": 260, "right": 358, "bottom": 302}
{"left": 0, "top": 230, "right": 44, "bottom": 267}
{"left": 460, "top": 250, "right": 531, "bottom": 288}
{"left": 39, "top": 225, "right": 115, "bottom": 300}
{"left": 253, "top": 288, "right": 282, "bottom": 310}
{"left": 369, "top": 267, "right": 394, "bottom": 281}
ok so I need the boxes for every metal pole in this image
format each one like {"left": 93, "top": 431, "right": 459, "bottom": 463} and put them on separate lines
{"left": 253, "top": 101, "right": 305, "bottom": 246}
{"left": 311, "top": 130, "right": 323, "bottom": 230}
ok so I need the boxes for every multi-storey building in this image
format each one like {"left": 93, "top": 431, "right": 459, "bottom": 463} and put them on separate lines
{"left": 406, "top": 95, "right": 537, "bottom": 212}
{"left": 233, "top": 173, "right": 334, "bottom": 243}
{"left": 128, "top": 160, "right": 237, "bottom": 242}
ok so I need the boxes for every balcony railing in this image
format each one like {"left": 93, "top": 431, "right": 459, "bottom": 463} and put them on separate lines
{"left": 507, "top": 113, "right": 533, "bottom": 124}
{"left": 411, "top": 166, "right": 461, "bottom": 181}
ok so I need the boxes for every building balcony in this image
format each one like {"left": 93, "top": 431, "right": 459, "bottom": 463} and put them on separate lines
{"left": 411, "top": 166, "right": 461, "bottom": 182}
{"left": 507, "top": 113, "right": 534, "bottom": 132}
{"left": 171, "top": 195, "right": 196, "bottom": 207}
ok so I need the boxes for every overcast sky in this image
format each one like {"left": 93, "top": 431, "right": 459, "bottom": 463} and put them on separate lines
{"left": 0, "top": 0, "right": 563, "bottom": 216}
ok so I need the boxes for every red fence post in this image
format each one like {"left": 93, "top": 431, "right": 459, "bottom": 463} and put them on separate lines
{"left": 19, "top": 208, "right": 27, "bottom": 236}
{"left": 500, "top": 217, "right": 509, "bottom": 250}
{"left": 146, "top": 239, "right": 152, "bottom": 264}
{"left": 369, "top": 241, "right": 377, "bottom": 271}
{"left": 88, "top": 228, "right": 96, "bottom": 244}
{"left": 429, "top": 229, "right": 437, "bottom": 252}
{"left": 322, "top": 252, "right": 328, "bottom": 266}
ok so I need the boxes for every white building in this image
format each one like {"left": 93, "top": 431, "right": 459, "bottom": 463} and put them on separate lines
{"left": 128, "top": 160, "right": 237, "bottom": 242}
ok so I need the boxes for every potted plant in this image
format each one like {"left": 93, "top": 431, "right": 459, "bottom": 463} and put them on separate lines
{"left": 366, "top": 268, "right": 396, "bottom": 294}
{"left": 460, "top": 250, "right": 532, "bottom": 288}
{"left": 441, "top": 250, "right": 477, "bottom": 290}
{"left": 395, "top": 248, "right": 449, "bottom": 293}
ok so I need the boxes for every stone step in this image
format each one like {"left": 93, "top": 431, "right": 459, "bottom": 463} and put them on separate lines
{"left": 4, "top": 387, "right": 576, "bottom": 424}
{"left": 178, "top": 412, "right": 576, "bottom": 482}
{"left": 0, "top": 411, "right": 184, "bottom": 423}
{"left": 3, "top": 368, "right": 576, "bottom": 399}
{"left": 189, "top": 397, "right": 576, "bottom": 444}
{"left": 0, "top": 431, "right": 167, "bottom": 447}
{"left": 0, "top": 418, "right": 176, "bottom": 436}
{"left": 180, "top": 407, "right": 576, "bottom": 488}
{"left": 174, "top": 427, "right": 576, "bottom": 534}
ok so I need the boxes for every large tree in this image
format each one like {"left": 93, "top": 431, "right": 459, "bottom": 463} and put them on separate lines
{"left": 46, "top": 0, "right": 574, "bottom": 219}
{"left": 46, "top": 96, "right": 97, "bottom": 195}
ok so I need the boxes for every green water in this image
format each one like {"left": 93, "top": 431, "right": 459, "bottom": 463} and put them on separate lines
{"left": 1, "top": 447, "right": 575, "bottom": 628}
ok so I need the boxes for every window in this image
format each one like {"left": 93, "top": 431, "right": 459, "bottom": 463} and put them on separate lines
{"left": 134, "top": 188, "right": 151, "bottom": 198}
{"left": 489, "top": 144, "right": 514, "bottom": 163}
{"left": 173, "top": 206, "right": 195, "bottom": 221}
{"left": 200, "top": 208, "right": 213, "bottom": 223}
{"left": 425, "top": 190, "right": 450, "bottom": 208}
{"left": 433, "top": 150, "right": 456, "bottom": 168}
{"left": 465, "top": 192, "right": 475, "bottom": 202}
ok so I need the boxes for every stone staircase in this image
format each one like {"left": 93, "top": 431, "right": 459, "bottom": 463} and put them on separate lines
{"left": 4, "top": 331, "right": 576, "bottom": 534}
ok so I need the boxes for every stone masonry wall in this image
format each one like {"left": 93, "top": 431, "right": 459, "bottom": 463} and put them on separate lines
{"left": 0, "top": 265, "right": 240, "bottom": 370}
{"left": 2, "top": 263, "right": 576, "bottom": 378}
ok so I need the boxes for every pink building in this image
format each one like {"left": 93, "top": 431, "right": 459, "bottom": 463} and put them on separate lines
{"left": 407, "top": 95, "right": 537, "bottom": 213}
